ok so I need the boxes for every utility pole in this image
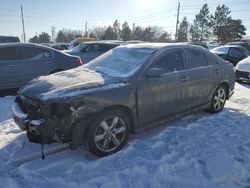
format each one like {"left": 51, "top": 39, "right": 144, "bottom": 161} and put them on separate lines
{"left": 51, "top": 26, "right": 56, "bottom": 43}
{"left": 175, "top": 2, "right": 180, "bottom": 41}
{"left": 20, "top": 5, "right": 26, "bottom": 43}
{"left": 84, "top": 21, "right": 88, "bottom": 37}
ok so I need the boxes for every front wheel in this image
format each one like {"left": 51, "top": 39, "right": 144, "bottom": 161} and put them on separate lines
{"left": 207, "top": 85, "right": 227, "bottom": 113}
{"left": 85, "top": 110, "right": 130, "bottom": 157}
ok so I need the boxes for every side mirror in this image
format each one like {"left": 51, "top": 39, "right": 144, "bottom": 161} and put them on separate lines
{"left": 144, "top": 68, "right": 165, "bottom": 78}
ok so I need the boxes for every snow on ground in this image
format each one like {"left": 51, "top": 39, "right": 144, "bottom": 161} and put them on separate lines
{"left": 0, "top": 83, "right": 250, "bottom": 188}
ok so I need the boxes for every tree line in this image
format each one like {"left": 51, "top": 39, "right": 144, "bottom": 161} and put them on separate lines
{"left": 29, "top": 4, "right": 246, "bottom": 44}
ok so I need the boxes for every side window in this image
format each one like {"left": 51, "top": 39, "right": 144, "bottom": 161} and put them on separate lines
{"left": 21, "top": 47, "right": 52, "bottom": 60}
{"left": 85, "top": 44, "right": 99, "bottom": 52}
{"left": 185, "top": 48, "right": 207, "bottom": 69}
{"left": 229, "top": 48, "right": 244, "bottom": 58}
{"left": 238, "top": 48, "right": 249, "bottom": 57}
{"left": 0, "top": 47, "right": 20, "bottom": 61}
{"left": 99, "top": 44, "right": 112, "bottom": 52}
{"left": 150, "top": 49, "right": 184, "bottom": 73}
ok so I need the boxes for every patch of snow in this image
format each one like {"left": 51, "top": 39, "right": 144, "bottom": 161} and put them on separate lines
{"left": 41, "top": 83, "right": 129, "bottom": 100}
{"left": 0, "top": 83, "right": 250, "bottom": 187}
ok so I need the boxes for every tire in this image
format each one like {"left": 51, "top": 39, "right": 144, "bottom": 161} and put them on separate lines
{"left": 207, "top": 85, "right": 227, "bottom": 113}
{"left": 85, "top": 110, "right": 130, "bottom": 157}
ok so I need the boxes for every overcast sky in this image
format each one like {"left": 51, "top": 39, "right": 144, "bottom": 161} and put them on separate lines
{"left": 0, "top": 0, "right": 249, "bottom": 41}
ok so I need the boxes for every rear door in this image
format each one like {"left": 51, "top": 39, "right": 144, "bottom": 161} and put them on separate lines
{"left": 183, "top": 48, "right": 220, "bottom": 108}
{"left": 137, "top": 48, "right": 188, "bottom": 126}
{"left": 0, "top": 47, "right": 21, "bottom": 89}
{"left": 19, "top": 47, "right": 54, "bottom": 85}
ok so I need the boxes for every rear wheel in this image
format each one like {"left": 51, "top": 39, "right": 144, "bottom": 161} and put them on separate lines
{"left": 85, "top": 110, "right": 130, "bottom": 157}
{"left": 207, "top": 85, "right": 227, "bottom": 113}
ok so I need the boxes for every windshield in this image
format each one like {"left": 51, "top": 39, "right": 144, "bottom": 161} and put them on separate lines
{"left": 71, "top": 43, "right": 87, "bottom": 53}
{"left": 211, "top": 46, "right": 229, "bottom": 54}
{"left": 84, "top": 46, "right": 156, "bottom": 77}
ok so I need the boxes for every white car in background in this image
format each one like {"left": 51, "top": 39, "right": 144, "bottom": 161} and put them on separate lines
{"left": 235, "top": 57, "right": 250, "bottom": 82}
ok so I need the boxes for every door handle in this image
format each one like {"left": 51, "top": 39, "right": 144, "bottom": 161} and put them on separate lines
{"left": 181, "top": 76, "right": 188, "bottom": 82}
{"left": 7, "top": 65, "right": 15, "bottom": 67}
{"left": 215, "top": 69, "right": 219, "bottom": 74}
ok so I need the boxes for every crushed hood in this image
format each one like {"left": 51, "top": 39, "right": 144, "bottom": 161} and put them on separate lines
{"left": 20, "top": 67, "right": 123, "bottom": 101}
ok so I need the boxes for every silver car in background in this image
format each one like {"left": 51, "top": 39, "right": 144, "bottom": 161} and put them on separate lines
{"left": 0, "top": 43, "right": 82, "bottom": 90}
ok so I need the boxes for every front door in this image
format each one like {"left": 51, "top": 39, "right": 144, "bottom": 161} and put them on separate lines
{"left": 0, "top": 47, "right": 21, "bottom": 89}
{"left": 137, "top": 49, "right": 188, "bottom": 126}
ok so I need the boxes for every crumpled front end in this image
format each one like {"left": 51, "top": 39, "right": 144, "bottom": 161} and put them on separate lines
{"left": 12, "top": 95, "right": 87, "bottom": 149}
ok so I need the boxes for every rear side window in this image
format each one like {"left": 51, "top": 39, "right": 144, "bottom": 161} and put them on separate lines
{"left": 238, "top": 47, "right": 249, "bottom": 57}
{"left": 0, "top": 47, "right": 20, "bottom": 61}
{"left": 151, "top": 49, "right": 184, "bottom": 73}
{"left": 85, "top": 44, "right": 99, "bottom": 52}
{"left": 20, "top": 47, "right": 52, "bottom": 60}
{"left": 100, "top": 44, "right": 118, "bottom": 52}
{"left": 229, "top": 48, "right": 245, "bottom": 58}
{"left": 185, "top": 48, "right": 207, "bottom": 69}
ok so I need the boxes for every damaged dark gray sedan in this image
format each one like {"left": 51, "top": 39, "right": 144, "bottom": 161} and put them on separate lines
{"left": 12, "top": 43, "right": 235, "bottom": 157}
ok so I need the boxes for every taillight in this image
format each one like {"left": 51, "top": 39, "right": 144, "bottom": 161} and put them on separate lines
{"left": 75, "top": 58, "right": 83, "bottom": 65}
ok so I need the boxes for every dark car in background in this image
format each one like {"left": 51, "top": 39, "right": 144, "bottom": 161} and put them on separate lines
{"left": 211, "top": 45, "right": 250, "bottom": 66}
{"left": 12, "top": 43, "right": 235, "bottom": 157}
{"left": 0, "top": 36, "right": 20, "bottom": 43}
{"left": 64, "top": 42, "right": 119, "bottom": 63}
{"left": 51, "top": 43, "right": 70, "bottom": 50}
{"left": 227, "top": 41, "right": 250, "bottom": 51}
{"left": 0, "top": 43, "right": 82, "bottom": 90}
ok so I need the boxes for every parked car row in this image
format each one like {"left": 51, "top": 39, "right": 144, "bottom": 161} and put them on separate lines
{"left": 12, "top": 43, "right": 235, "bottom": 157}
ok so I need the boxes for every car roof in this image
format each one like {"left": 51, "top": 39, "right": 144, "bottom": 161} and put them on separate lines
{"left": 219, "top": 45, "right": 245, "bottom": 48}
{"left": 80, "top": 41, "right": 120, "bottom": 45}
{"left": 0, "top": 42, "right": 51, "bottom": 48}
{"left": 122, "top": 42, "right": 208, "bottom": 51}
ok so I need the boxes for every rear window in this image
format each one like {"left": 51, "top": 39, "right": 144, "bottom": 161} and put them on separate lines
{"left": 0, "top": 47, "right": 20, "bottom": 61}
{"left": 20, "top": 47, "right": 52, "bottom": 60}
